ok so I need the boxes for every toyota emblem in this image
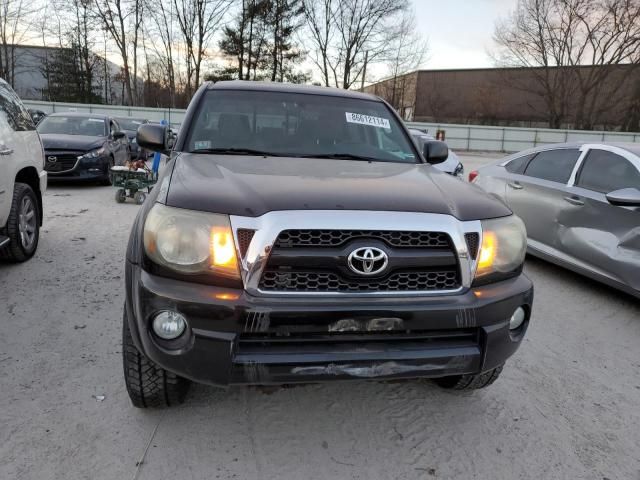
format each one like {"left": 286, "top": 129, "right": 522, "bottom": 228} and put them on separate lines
{"left": 347, "top": 247, "right": 388, "bottom": 276}
{"left": 47, "top": 156, "right": 57, "bottom": 163}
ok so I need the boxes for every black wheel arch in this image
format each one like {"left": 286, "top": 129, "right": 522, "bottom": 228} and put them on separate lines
{"left": 15, "top": 166, "right": 43, "bottom": 226}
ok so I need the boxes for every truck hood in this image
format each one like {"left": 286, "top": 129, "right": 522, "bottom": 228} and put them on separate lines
{"left": 39, "top": 134, "right": 105, "bottom": 152}
{"left": 166, "top": 154, "right": 511, "bottom": 221}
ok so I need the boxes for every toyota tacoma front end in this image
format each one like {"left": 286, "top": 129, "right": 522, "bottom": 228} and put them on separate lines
{"left": 122, "top": 81, "right": 533, "bottom": 408}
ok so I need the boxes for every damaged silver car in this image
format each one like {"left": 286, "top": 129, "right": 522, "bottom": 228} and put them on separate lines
{"left": 471, "top": 143, "right": 640, "bottom": 298}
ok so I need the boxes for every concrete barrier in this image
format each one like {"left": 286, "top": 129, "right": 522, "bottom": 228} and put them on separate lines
{"left": 23, "top": 100, "right": 640, "bottom": 153}
{"left": 406, "top": 122, "right": 640, "bottom": 153}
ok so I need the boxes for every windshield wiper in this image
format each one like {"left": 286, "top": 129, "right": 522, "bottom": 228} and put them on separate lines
{"left": 189, "top": 147, "right": 282, "bottom": 156}
{"left": 298, "top": 153, "right": 378, "bottom": 162}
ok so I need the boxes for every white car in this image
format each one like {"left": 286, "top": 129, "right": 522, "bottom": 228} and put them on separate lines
{"left": 0, "top": 79, "right": 46, "bottom": 262}
{"left": 408, "top": 129, "right": 464, "bottom": 177}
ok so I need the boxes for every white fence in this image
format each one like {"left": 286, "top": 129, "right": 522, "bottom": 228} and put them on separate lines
{"left": 22, "top": 100, "right": 640, "bottom": 153}
{"left": 23, "top": 100, "right": 187, "bottom": 127}
{"left": 406, "top": 122, "right": 640, "bottom": 153}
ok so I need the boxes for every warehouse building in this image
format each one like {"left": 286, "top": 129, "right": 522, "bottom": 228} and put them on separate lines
{"left": 363, "top": 65, "right": 640, "bottom": 131}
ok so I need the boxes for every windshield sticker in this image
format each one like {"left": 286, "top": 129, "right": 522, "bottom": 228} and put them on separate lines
{"left": 194, "top": 140, "right": 211, "bottom": 150}
{"left": 345, "top": 112, "right": 391, "bottom": 129}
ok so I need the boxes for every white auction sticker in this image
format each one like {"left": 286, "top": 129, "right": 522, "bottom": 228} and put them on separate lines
{"left": 345, "top": 112, "right": 391, "bottom": 129}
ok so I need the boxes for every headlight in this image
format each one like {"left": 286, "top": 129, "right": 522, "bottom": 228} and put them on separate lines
{"left": 474, "top": 215, "right": 527, "bottom": 285}
{"left": 79, "top": 147, "right": 106, "bottom": 160}
{"left": 143, "top": 203, "right": 240, "bottom": 280}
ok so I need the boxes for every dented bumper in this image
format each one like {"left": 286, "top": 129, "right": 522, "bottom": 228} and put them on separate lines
{"left": 125, "top": 262, "right": 533, "bottom": 386}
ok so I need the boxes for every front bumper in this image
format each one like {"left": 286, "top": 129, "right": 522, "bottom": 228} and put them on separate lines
{"left": 46, "top": 156, "right": 110, "bottom": 181}
{"left": 125, "top": 262, "right": 533, "bottom": 386}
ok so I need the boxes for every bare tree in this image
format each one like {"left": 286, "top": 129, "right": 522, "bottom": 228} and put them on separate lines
{"left": 93, "top": 0, "right": 144, "bottom": 105}
{"left": 71, "top": 0, "right": 102, "bottom": 103}
{"left": 145, "top": 0, "right": 177, "bottom": 106}
{"left": 173, "top": 0, "right": 232, "bottom": 97}
{"left": 381, "top": 8, "right": 428, "bottom": 112}
{"left": 565, "top": 0, "right": 640, "bottom": 129}
{"left": 302, "top": 0, "right": 408, "bottom": 89}
{"left": 301, "top": 0, "right": 332, "bottom": 86}
{"left": 0, "top": 0, "right": 35, "bottom": 86}
{"left": 493, "top": 0, "right": 640, "bottom": 129}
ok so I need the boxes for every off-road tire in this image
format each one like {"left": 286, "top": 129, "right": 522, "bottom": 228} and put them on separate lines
{"left": 434, "top": 365, "right": 503, "bottom": 391}
{"left": 0, "top": 183, "right": 39, "bottom": 262}
{"left": 122, "top": 309, "right": 190, "bottom": 408}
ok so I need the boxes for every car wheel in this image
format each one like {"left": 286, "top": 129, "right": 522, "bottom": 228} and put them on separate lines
{"left": 433, "top": 365, "right": 503, "bottom": 391}
{"left": 101, "top": 157, "right": 115, "bottom": 186}
{"left": 0, "top": 183, "right": 40, "bottom": 262}
{"left": 115, "top": 189, "right": 126, "bottom": 203}
{"left": 122, "top": 307, "right": 190, "bottom": 408}
{"left": 134, "top": 192, "right": 146, "bottom": 205}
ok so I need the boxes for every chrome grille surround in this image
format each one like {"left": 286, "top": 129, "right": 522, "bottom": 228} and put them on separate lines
{"left": 231, "top": 210, "right": 482, "bottom": 297}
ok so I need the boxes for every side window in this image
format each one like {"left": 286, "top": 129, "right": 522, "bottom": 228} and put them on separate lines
{"left": 576, "top": 150, "right": 640, "bottom": 194}
{"left": 523, "top": 149, "right": 580, "bottom": 183}
{"left": 505, "top": 153, "right": 536, "bottom": 174}
{"left": 0, "top": 80, "right": 35, "bottom": 131}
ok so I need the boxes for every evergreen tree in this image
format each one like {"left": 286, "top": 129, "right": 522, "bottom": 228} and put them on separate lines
{"left": 219, "top": 0, "right": 305, "bottom": 82}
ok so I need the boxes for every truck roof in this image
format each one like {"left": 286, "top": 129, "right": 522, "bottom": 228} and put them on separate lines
{"left": 207, "top": 80, "right": 381, "bottom": 102}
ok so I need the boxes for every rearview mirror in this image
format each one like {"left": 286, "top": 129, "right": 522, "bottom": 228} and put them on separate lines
{"left": 422, "top": 140, "right": 449, "bottom": 165}
{"left": 606, "top": 188, "right": 640, "bottom": 207}
{"left": 137, "top": 124, "right": 169, "bottom": 154}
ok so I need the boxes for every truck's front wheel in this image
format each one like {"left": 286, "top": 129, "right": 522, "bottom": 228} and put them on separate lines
{"left": 434, "top": 365, "right": 503, "bottom": 390}
{"left": 122, "top": 308, "right": 190, "bottom": 408}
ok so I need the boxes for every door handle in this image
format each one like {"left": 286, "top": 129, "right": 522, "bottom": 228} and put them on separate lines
{"left": 0, "top": 146, "right": 13, "bottom": 155}
{"left": 564, "top": 196, "right": 584, "bottom": 206}
{"left": 507, "top": 182, "right": 523, "bottom": 190}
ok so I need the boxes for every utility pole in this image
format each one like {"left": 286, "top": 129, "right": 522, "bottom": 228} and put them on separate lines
{"left": 360, "top": 51, "right": 369, "bottom": 91}
{"left": 103, "top": 27, "right": 108, "bottom": 104}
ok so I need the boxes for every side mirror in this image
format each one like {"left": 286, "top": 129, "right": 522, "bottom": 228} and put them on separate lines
{"left": 606, "top": 188, "right": 640, "bottom": 207}
{"left": 113, "top": 131, "right": 126, "bottom": 140}
{"left": 423, "top": 140, "right": 449, "bottom": 165}
{"left": 137, "top": 124, "right": 169, "bottom": 154}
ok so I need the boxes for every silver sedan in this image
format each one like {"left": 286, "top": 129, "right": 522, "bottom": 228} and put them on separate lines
{"left": 471, "top": 142, "right": 640, "bottom": 298}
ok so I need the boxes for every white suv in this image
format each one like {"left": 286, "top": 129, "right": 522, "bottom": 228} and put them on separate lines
{"left": 0, "top": 79, "right": 46, "bottom": 262}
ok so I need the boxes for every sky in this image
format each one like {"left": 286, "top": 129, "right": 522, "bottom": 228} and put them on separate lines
{"left": 410, "top": 0, "right": 517, "bottom": 70}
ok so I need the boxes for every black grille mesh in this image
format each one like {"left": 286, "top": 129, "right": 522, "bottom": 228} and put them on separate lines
{"left": 275, "top": 230, "right": 450, "bottom": 248}
{"left": 259, "top": 270, "right": 459, "bottom": 292}
{"left": 44, "top": 154, "right": 78, "bottom": 172}
{"left": 237, "top": 229, "right": 256, "bottom": 257}
{"left": 465, "top": 233, "right": 480, "bottom": 260}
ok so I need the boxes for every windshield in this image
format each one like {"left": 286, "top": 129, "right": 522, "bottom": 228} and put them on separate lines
{"left": 37, "top": 115, "right": 106, "bottom": 136}
{"left": 116, "top": 118, "right": 146, "bottom": 131}
{"left": 185, "top": 90, "right": 418, "bottom": 163}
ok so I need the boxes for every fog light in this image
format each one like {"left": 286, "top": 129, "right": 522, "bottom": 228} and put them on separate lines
{"left": 509, "top": 307, "right": 526, "bottom": 330}
{"left": 152, "top": 311, "right": 187, "bottom": 340}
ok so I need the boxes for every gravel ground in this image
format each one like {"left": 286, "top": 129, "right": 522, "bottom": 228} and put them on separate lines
{"left": 1, "top": 153, "right": 639, "bottom": 480}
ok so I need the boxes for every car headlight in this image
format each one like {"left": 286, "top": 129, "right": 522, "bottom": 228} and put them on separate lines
{"left": 143, "top": 203, "right": 240, "bottom": 280}
{"left": 473, "top": 215, "right": 527, "bottom": 285}
{"left": 79, "top": 147, "right": 106, "bottom": 159}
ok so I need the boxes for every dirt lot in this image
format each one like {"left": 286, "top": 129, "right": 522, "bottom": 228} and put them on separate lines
{"left": 1, "top": 153, "right": 639, "bottom": 480}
